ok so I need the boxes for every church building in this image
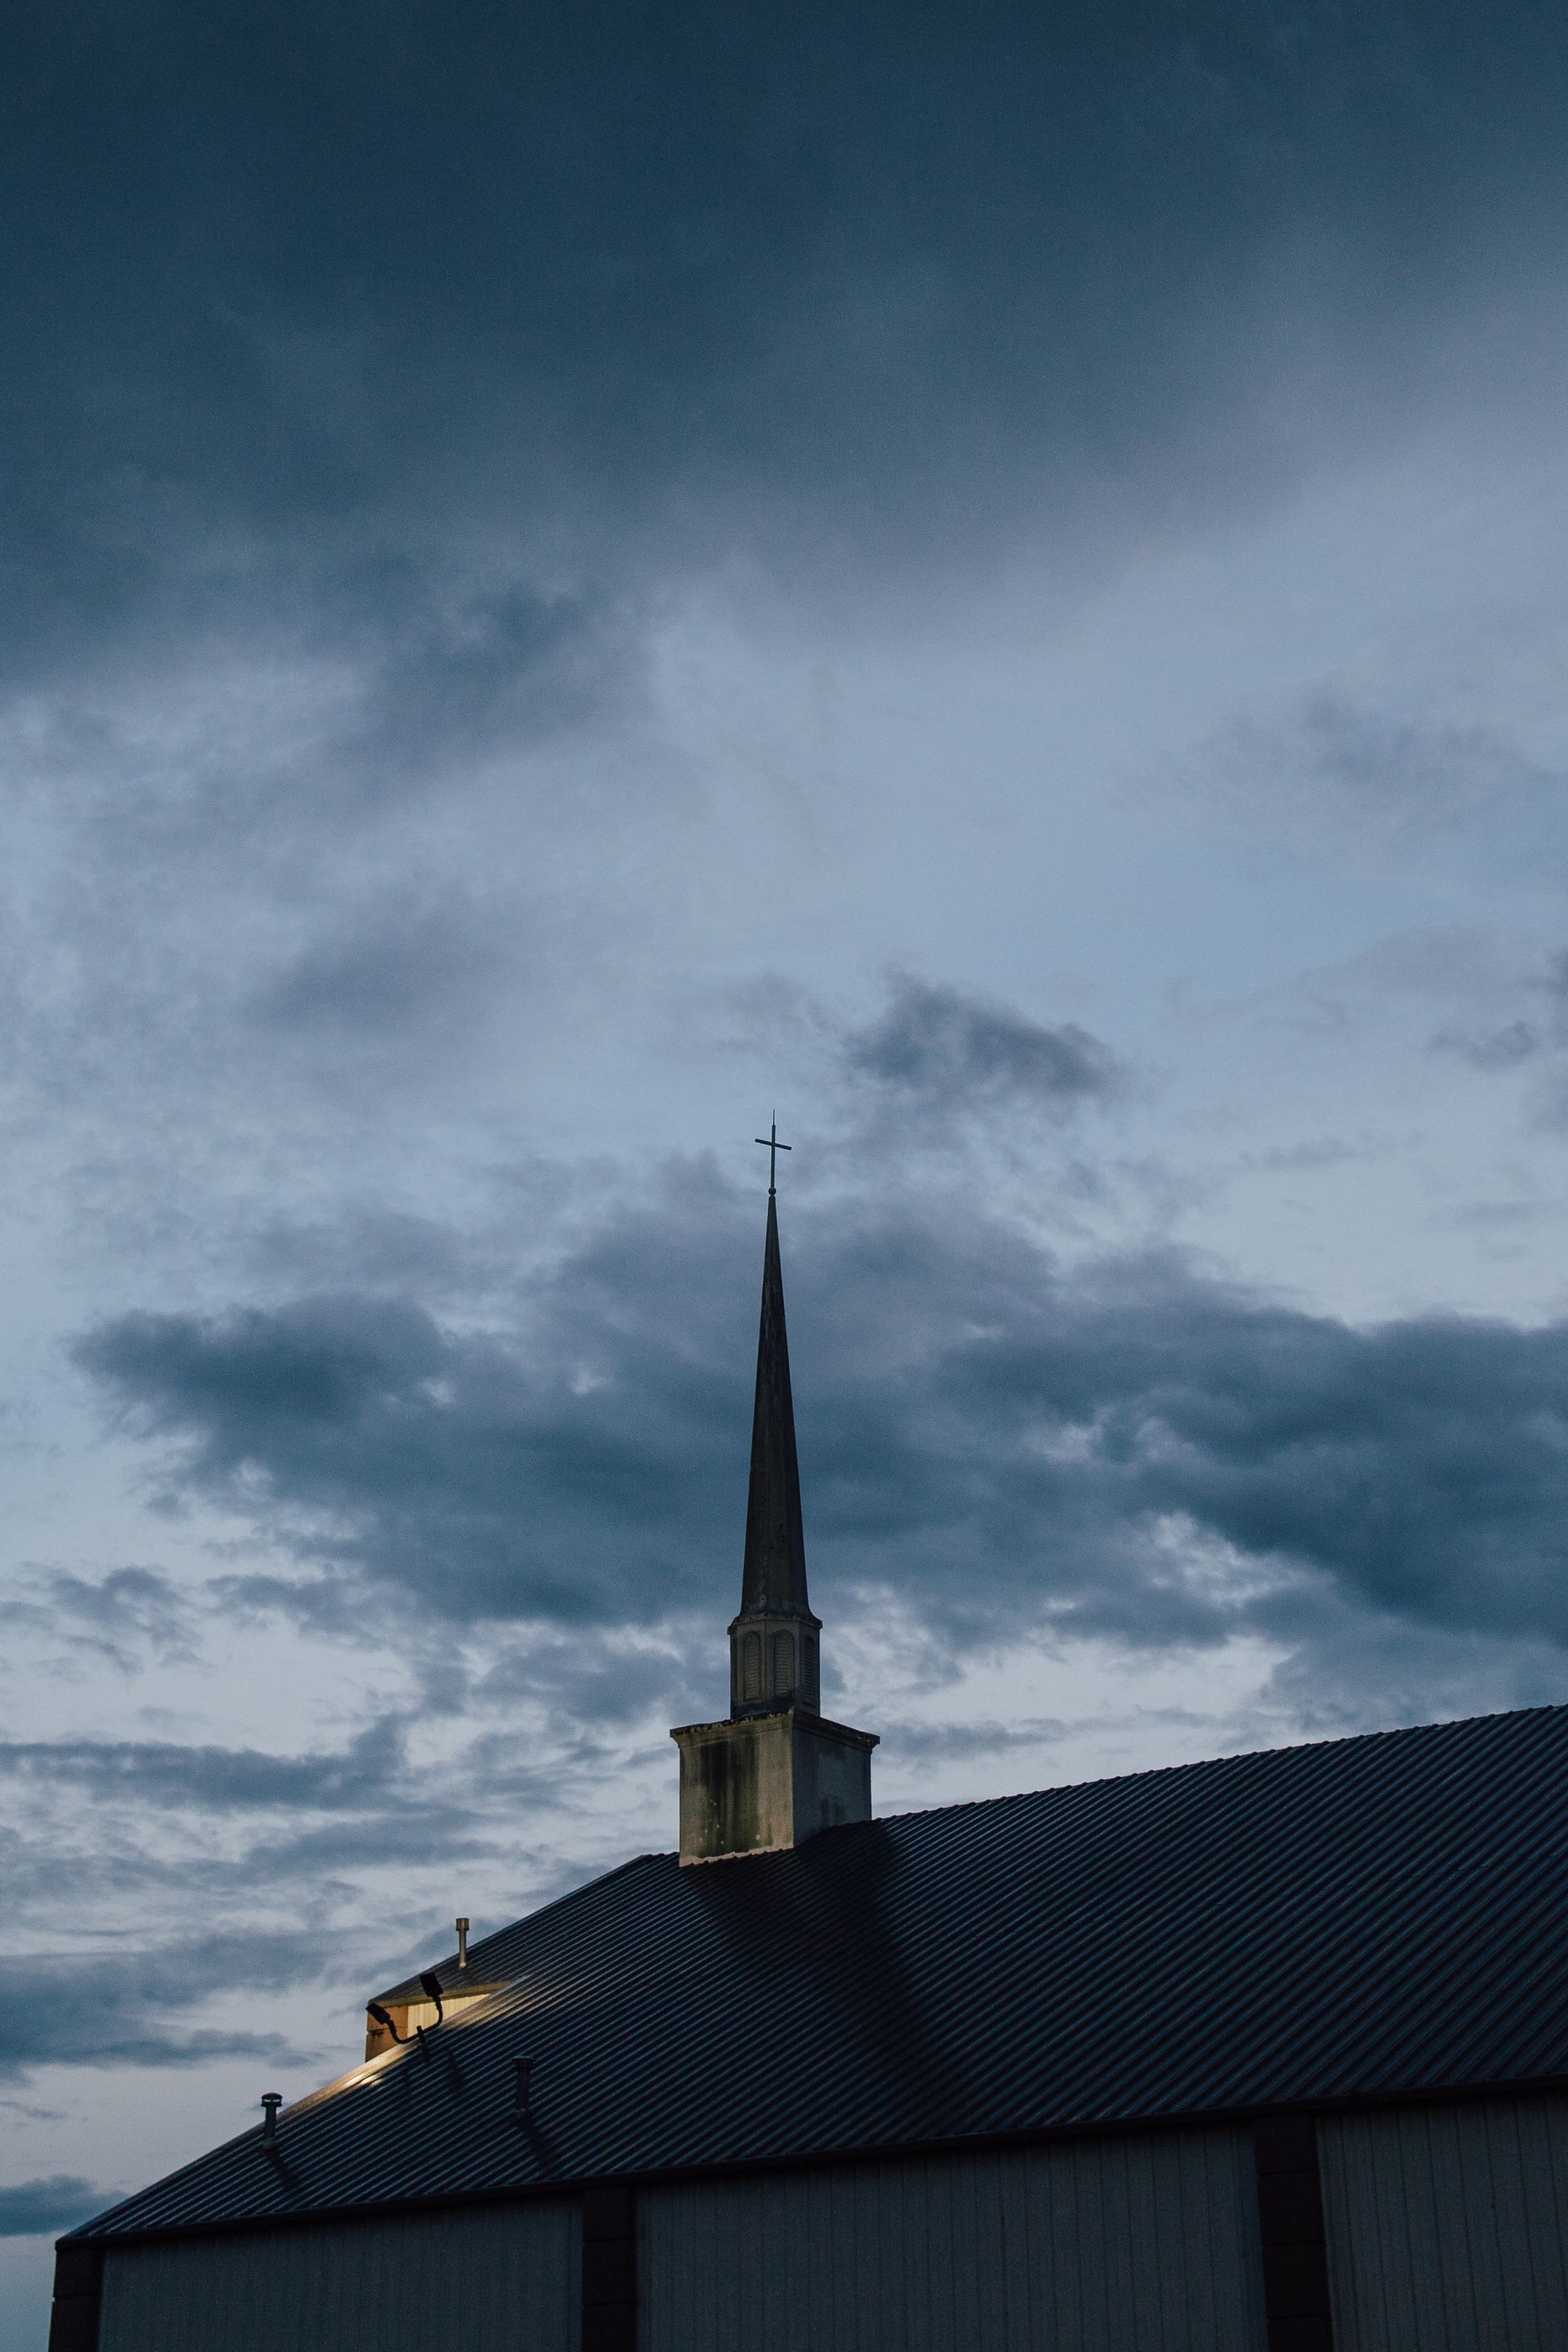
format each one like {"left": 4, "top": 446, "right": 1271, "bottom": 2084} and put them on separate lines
{"left": 51, "top": 1167, "right": 1568, "bottom": 2350}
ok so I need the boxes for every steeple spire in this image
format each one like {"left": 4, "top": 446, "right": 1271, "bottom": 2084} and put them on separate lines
{"left": 729, "top": 1138, "right": 820, "bottom": 1714}
{"left": 739, "top": 1184, "right": 811, "bottom": 1620}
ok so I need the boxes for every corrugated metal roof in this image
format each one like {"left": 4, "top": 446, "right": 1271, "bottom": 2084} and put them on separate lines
{"left": 72, "top": 1704, "right": 1568, "bottom": 2242}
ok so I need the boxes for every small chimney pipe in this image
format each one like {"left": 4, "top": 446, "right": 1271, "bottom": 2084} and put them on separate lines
{"left": 513, "top": 2056, "right": 534, "bottom": 2123}
{"left": 261, "top": 2093, "right": 283, "bottom": 2141}
{"left": 456, "top": 1916, "right": 470, "bottom": 1972}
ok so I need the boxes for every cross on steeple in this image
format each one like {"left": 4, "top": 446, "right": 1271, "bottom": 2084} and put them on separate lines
{"left": 755, "top": 1117, "right": 791, "bottom": 1195}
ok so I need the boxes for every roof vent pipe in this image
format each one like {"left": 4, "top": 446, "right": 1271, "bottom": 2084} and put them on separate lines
{"left": 261, "top": 2094, "right": 283, "bottom": 2141}
{"left": 513, "top": 2057, "right": 534, "bottom": 2123}
{"left": 456, "top": 1916, "right": 469, "bottom": 1972}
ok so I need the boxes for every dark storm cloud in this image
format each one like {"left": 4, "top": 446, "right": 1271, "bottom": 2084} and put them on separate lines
{"left": 74, "top": 1241, "right": 746, "bottom": 1624}
{"left": 0, "top": 2177, "right": 105, "bottom": 2238}
{"left": 72, "top": 1179, "right": 1568, "bottom": 1688}
{"left": 5, "top": 0, "right": 1566, "bottom": 704}
{"left": 0, "top": 1931, "right": 319, "bottom": 2079}
{"left": 844, "top": 975, "right": 1122, "bottom": 1114}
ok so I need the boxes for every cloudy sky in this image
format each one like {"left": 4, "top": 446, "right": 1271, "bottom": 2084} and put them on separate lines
{"left": 7, "top": 2, "right": 1568, "bottom": 2336}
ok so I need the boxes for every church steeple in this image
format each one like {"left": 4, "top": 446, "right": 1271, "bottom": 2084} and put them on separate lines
{"left": 670, "top": 1130, "right": 875, "bottom": 1864}
{"left": 729, "top": 1138, "right": 821, "bottom": 1716}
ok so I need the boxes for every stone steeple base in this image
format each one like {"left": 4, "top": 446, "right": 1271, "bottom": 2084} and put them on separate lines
{"left": 670, "top": 1710, "right": 878, "bottom": 1864}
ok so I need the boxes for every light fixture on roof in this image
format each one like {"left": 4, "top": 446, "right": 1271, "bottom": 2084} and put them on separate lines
{"left": 366, "top": 1977, "right": 448, "bottom": 2047}
{"left": 362, "top": 1945, "right": 512, "bottom": 2060}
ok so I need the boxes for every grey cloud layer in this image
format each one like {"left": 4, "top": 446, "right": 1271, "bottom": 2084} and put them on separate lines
{"left": 9, "top": 3, "right": 1568, "bottom": 1216}
{"left": 7, "top": 1, "right": 1566, "bottom": 694}
{"left": 74, "top": 1175, "right": 1568, "bottom": 1692}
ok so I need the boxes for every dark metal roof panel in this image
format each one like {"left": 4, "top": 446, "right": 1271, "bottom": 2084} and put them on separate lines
{"left": 72, "top": 1704, "right": 1568, "bottom": 2241}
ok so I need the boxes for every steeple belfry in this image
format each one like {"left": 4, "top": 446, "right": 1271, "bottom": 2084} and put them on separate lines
{"left": 670, "top": 1134, "right": 876, "bottom": 1864}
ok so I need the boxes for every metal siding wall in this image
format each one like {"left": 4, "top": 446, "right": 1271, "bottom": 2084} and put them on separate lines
{"left": 1319, "top": 2096, "right": 1568, "bottom": 2352}
{"left": 96, "top": 2198, "right": 579, "bottom": 2352}
{"left": 639, "top": 2130, "right": 1268, "bottom": 2352}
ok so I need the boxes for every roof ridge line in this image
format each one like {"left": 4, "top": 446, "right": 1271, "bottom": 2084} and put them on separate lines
{"left": 469, "top": 1846, "right": 667, "bottom": 1944}
{"left": 369, "top": 1849, "right": 675, "bottom": 2003}
{"left": 859, "top": 1701, "right": 1566, "bottom": 1829}
{"left": 476, "top": 1708, "right": 1568, "bottom": 1926}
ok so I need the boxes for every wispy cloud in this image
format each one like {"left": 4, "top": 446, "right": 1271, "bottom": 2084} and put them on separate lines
{"left": 2, "top": 1568, "right": 199, "bottom": 1672}
{"left": 0, "top": 1717, "right": 406, "bottom": 1813}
